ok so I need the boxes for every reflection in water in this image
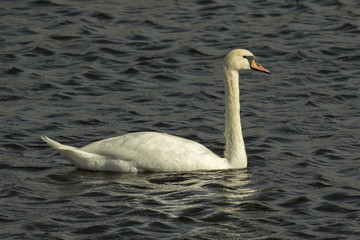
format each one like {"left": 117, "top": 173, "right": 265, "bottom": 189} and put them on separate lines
{"left": 220, "top": 170, "right": 255, "bottom": 205}
{"left": 0, "top": 0, "right": 359, "bottom": 238}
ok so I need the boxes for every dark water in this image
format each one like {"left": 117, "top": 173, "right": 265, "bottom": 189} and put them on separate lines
{"left": 1, "top": 0, "right": 359, "bottom": 239}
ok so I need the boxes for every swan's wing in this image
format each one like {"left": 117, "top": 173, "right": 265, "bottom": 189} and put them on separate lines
{"left": 42, "top": 132, "right": 227, "bottom": 172}
{"left": 80, "top": 132, "right": 226, "bottom": 172}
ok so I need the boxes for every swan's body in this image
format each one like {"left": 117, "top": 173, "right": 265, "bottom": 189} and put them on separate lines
{"left": 41, "top": 132, "right": 228, "bottom": 172}
{"left": 42, "top": 49, "right": 269, "bottom": 172}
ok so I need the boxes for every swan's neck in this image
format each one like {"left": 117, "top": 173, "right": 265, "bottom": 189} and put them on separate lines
{"left": 223, "top": 67, "right": 247, "bottom": 168}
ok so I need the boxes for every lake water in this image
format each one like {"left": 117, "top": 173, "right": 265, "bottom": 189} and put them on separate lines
{"left": 0, "top": 0, "right": 359, "bottom": 239}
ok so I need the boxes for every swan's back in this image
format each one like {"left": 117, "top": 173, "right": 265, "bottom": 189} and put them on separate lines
{"left": 45, "top": 132, "right": 229, "bottom": 172}
{"left": 82, "top": 132, "right": 229, "bottom": 172}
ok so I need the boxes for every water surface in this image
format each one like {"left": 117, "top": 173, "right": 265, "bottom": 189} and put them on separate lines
{"left": 0, "top": 0, "right": 359, "bottom": 239}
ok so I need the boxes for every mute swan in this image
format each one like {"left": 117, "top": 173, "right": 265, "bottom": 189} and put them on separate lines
{"left": 42, "top": 49, "right": 269, "bottom": 172}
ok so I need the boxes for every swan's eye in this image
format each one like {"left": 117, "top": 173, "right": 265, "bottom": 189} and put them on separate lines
{"left": 243, "top": 56, "right": 254, "bottom": 65}
{"left": 243, "top": 55, "right": 254, "bottom": 60}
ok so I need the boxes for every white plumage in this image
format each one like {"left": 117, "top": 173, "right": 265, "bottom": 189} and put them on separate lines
{"left": 42, "top": 49, "right": 269, "bottom": 172}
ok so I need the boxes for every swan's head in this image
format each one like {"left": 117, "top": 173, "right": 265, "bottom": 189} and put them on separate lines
{"left": 224, "top": 49, "right": 270, "bottom": 74}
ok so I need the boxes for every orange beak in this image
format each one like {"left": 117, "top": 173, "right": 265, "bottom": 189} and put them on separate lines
{"left": 251, "top": 59, "right": 270, "bottom": 74}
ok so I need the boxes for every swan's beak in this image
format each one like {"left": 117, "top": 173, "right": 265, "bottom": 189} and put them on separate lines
{"left": 251, "top": 59, "right": 270, "bottom": 74}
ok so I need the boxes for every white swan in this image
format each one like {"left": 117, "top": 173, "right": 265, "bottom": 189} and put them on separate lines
{"left": 42, "top": 49, "right": 269, "bottom": 172}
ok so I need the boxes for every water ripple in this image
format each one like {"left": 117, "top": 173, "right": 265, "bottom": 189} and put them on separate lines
{"left": 0, "top": 0, "right": 359, "bottom": 239}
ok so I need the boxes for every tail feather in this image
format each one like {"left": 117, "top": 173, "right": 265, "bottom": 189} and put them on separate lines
{"left": 41, "top": 136, "right": 71, "bottom": 150}
{"left": 41, "top": 136, "right": 135, "bottom": 172}
{"left": 41, "top": 136, "right": 105, "bottom": 170}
